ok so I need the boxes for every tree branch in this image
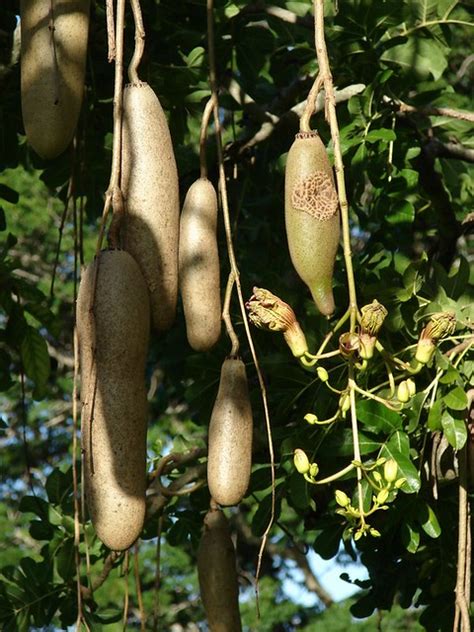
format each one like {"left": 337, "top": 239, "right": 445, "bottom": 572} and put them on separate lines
{"left": 227, "top": 80, "right": 365, "bottom": 154}
{"left": 384, "top": 96, "right": 474, "bottom": 123}
{"left": 425, "top": 138, "right": 474, "bottom": 164}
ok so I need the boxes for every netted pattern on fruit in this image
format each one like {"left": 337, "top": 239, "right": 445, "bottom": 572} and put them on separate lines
{"left": 291, "top": 171, "right": 338, "bottom": 220}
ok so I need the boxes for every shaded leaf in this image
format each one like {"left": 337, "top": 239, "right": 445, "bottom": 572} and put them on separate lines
{"left": 20, "top": 326, "right": 50, "bottom": 389}
{"left": 356, "top": 400, "right": 402, "bottom": 434}
{"left": 444, "top": 386, "right": 467, "bottom": 411}
{"left": 441, "top": 409, "right": 467, "bottom": 450}
{"left": 416, "top": 502, "right": 441, "bottom": 538}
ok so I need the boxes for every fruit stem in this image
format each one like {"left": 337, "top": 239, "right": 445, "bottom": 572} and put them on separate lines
{"left": 199, "top": 95, "right": 216, "bottom": 180}
{"left": 313, "top": 0, "right": 358, "bottom": 331}
{"left": 128, "top": 0, "right": 146, "bottom": 84}
{"left": 300, "top": 74, "right": 324, "bottom": 133}
{"left": 222, "top": 272, "right": 240, "bottom": 357}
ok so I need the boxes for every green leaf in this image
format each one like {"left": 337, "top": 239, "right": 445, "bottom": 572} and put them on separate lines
{"left": 313, "top": 523, "right": 344, "bottom": 560}
{"left": 29, "top": 520, "right": 55, "bottom": 541}
{"left": 56, "top": 539, "right": 75, "bottom": 581}
{"left": 45, "top": 468, "right": 72, "bottom": 505}
{"left": 356, "top": 399, "right": 402, "bottom": 434}
{"left": 386, "top": 430, "right": 410, "bottom": 455}
{"left": 427, "top": 399, "right": 443, "bottom": 431}
{"left": 19, "top": 496, "right": 49, "bottom": 520}
{"left": 380, "top": 446, "right": 420, "bottom": 493}
{"left": 401, "top": 521, "right": 420, "bottom": 553}
{"left": 20, "top": 326, "right": 50, "bottom": 389}
{"left": 382, "top": 38, "right": 448, "bottom": 80}
{"left": 406, "top": 393, "right": 427, "bottom": 433}
{"left": 443, "top": 256, "right": 470, "bottom": 300}
{"left": 287, "top": 471, "right": 310, "bottom": 510}
{"left": 186, "top": 46, "right": 205, "bottom": 68}
{"left": 441, "top": 410, "right": 467, "bottom": 450}
{"left": 365, "top": 129, "right": 396, "bottom": 143}
{"left": 321, "top": 429, "right": 380, "bottom": 456}
{"left": 386, "top": 201, "right": 415, "bottom": 225}
{"left": 444, "top": 386, "right": 468, "bottom": 411}
{"left": 416, "top": 502, "right": 441, "bottom": 538}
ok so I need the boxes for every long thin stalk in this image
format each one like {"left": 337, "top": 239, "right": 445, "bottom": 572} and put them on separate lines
{"left": 313, "top": 0, "right": 358, "bottom": 331}
{"left": 206, "top": 0, "right": 275, "bottom": 610}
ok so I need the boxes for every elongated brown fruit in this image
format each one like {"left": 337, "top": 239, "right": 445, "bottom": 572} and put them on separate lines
{"left": 77, "top": 250, "right": 150, "bottom": 551}
{"left": 179, "top": 178, "right": 221, "bottom": 351}
{"left": 285, "top": 131, "right": 340, "bottom": 316}
{"left": 121, "top": 82, "right": 179, "bottom": 332}
{"left": 197, "top": 507, "right": 242, "bottom": 632}
{"left": 207, "top": 358, "right": 253, "bottom": 506}
{"left": 20, "top": 0, "right": 90, "bottom": 159}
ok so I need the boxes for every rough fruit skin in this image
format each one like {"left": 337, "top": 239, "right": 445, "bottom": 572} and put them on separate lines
{"left": 284, "top": 131, "right": 340, "bottom": 316}
{"left": 121, "top": 82, "right": 180, "bottom": 332}
{"left": 197, "top": 508, "right": 242, "bottom": 632}
{"left": 20, "top": 0, "right": 90, "bottom": 159}
{"left": 77, "top": 250, "right": 150, "bottom": 551}
{"left": 207, "top": 358, "right": 253, "bottom": 506}
{"left": 179, "top": 178, "right": 221, "bottom": 351}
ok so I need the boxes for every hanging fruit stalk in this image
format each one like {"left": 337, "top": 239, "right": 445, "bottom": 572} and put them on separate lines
{"left": 20, "top": 0, "right": 90, "bottom": 159}
{"left": 197, "top": 506, "right": 242, "bottom": 632}
{"left": 207, "top": 357, "right": 253, "bottom": 506}
{"left": 77, "top": 250, "right": 150, "bottom": 551}
{"left": 284, "top": 129, "right": 340, "bottom": 316}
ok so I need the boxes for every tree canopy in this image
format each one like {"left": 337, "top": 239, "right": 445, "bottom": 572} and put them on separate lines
{"left": 0, "top": 0, "right": 473, "bottom": 630}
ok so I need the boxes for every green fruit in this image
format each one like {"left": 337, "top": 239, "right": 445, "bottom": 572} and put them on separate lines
{"left": 197, "top": 507, "right": 242, "bottom": 632}
{"left": 284, "top": 131, "right": 340, "bottom": 316}
{"left": 207, "top": 358, "right": 253, "bottom": 506}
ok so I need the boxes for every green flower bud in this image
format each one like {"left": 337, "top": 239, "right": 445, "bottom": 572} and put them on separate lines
{"left": 304, "top": 413, "right": 318, "bottom": 425}
{"left": 294, "top": 449, "right": 310, "bottom": 474}
{"left": 397, "top": 380, "right": 410, "bottom": 403}
{"left": 309, "top": 463, "right": 319, "bottom": 478}
{"left": 246, "top": 287, "right": 308, "bottom": 357}
{"left": 317, "top": 366, "right": 329, "bottom": 382}
{"left": 335, "top": 490, "right": 350, "bottom": 507}
{"left": 406, "top": 378, "right": 416, "bottom": 398}
{"left": 376, "top": 489, "right": 389, "bottom": 505}
{"left": 383, "top": 459, "right": 398, "bottom": 483}
{"left": 339, "top": 392, "right": 351, "bottom": 415}
{"left": 369, "top": 528, "right": 381, "bottom": 538}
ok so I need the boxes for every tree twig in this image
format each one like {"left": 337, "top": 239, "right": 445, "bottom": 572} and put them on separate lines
{"left": 105, "top": 0, "right": 116, "bottom": 62}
